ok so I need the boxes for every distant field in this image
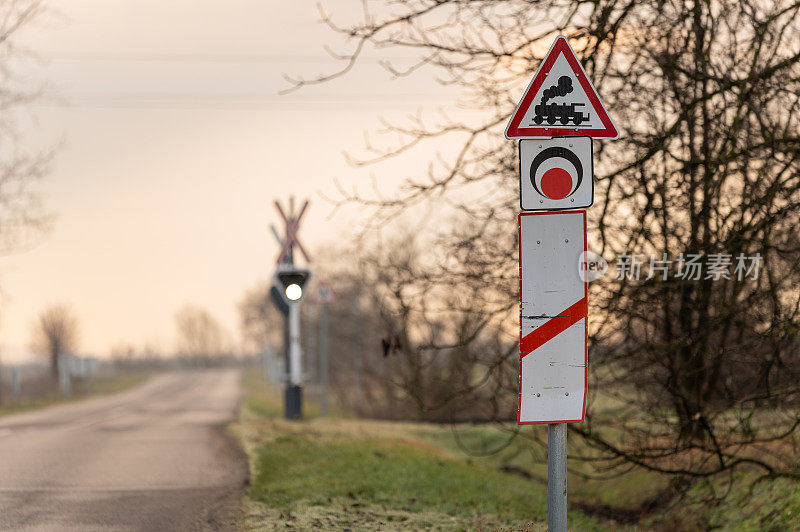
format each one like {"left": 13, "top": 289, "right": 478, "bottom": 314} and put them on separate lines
{"left": 232, "top": 371, "right": 800, "bottom": 531}
{"left": 0, "top": 372, "right": 150, "bottom": 418}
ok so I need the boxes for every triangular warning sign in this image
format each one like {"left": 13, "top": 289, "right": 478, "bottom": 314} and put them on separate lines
{"left": 505, "top": 36, "right": 618, "bottom": 139}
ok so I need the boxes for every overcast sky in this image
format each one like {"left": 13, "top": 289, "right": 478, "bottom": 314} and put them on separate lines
{"left": 1, "top": 1, "right": 462, "bottom": 361}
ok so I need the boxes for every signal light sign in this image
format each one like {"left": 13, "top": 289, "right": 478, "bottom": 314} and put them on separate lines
{"left": 274, "top": 267, "right": 311, "bottom": 303}
{"left": 519, "top": 136, "right": 593, "bottom": 211}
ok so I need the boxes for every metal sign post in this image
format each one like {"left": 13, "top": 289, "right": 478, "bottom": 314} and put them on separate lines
{"left": 313, "top": 281, "right": 336, "bottom": 416}
{"left": 506, "top": 35, "right": 618, "bottom": 532}
{"left": 57, "top": 353, "right": 71, "bottom": 398}
{"left": 288, "top": 301, "right": 302, "bottom": 387}
{"left": 548, "top": 423, "right": 568, "bottom": 529}
{"left": 318, "top": 303, "right": 329, "bottom": 415}
{"left": 11, "top": 367, "right": 20, "bottom": 403}
{"left": 261, "top": 345, "right": 272, "bottom": 381}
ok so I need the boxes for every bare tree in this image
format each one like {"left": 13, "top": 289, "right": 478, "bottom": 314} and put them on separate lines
{"left": 0, "top": 0, "right": 53, "bottom": 396}
{"left": 31, "top": 304, "right": 79, "bottom": 378}
{"left": 0, "top": 0, "right": 53, "bottom": 254}
{"left": 174, "top": 305, "right": 230, "bottom": 362}
{"left": 289, "top": 0, "right": 800, "bottom": 492}
{"left": 237, "top": 237, "right": 515, "bottom": 420}
{"left": 238, "top": 282, "right": 284, "bottom": 353}
{"left": 354, "top": 229, "right": 516, "bottom": 421}
{"left": 0, "top": 0, "right": 54, "bottom": 397}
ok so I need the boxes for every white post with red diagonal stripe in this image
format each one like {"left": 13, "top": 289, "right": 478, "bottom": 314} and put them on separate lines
{"left": 519, "top": 210, "right": 587, "bottom": 424}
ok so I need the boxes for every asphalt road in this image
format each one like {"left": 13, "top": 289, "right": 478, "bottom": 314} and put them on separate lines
{"left": 0, "top": 369, "right": 248, "bottom": 531}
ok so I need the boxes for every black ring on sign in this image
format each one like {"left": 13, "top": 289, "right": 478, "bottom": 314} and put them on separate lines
{"left": 529, "top": 146, "right": 583, "bottom": 198}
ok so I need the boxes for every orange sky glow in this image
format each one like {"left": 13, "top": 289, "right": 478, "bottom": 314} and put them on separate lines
{"left": 1, "top": 1, "right": 461, "bottom": 361}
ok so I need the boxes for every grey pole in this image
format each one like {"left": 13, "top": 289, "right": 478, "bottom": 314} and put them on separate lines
{"left": 261, "top": 344, "right": 272, "bottom": 382}
{"left": 85, "top": 358, "right": 92, "bottom": 394}
{"left": 319, "top": 303, "right": 329, "bottom": 416}
{"left": 11, "top": 367, "right": 20, "bottom": 403}
{"left": 289, "top": 302, "right": 302, "bottom": 386}
{"left": 548, "top": 422, "right": 568, "bottom": 531}
{"left": 58, "top": 354, "right": 71, "bottom": 398}
{"left": 283, "top": 311, "right": 290, "bottom": 382}
{"left": 285, "top": 301, "right": 303, "bottom": 419}
{"left": 352, "top": 300, "right": 363, "bottom": 411}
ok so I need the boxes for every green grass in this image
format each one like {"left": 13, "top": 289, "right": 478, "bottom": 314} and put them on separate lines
{"left": 242, "top": 370, "right": 322, "bottom": 421}
{"left": 234, "top": 371, "right": 609, "bottom": 531}
{"left": 410, "top": 422, "right": 668, "bottom": 511}
{"left": 711, "top": 476, "right": 800, "bottom": 532}
{"left": 636, "top": 472, "right": 800, "bottom": 531}
{"left": 251, "top": 433, "right": 550, "bottom": 520}
{"left": 234, "top": 370, "right": 800, "bottom": 531}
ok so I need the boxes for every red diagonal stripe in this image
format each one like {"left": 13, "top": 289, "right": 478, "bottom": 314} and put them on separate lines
{"left": 520, "top": 297, "right": 587, "bottom": 357}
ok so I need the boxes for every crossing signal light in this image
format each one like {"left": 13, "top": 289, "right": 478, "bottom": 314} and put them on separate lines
{"left": 276, "top": 269, "right": 310, "bottom": 302}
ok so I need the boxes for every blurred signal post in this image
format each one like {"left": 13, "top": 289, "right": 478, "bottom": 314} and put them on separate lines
{"left": 269, "top": 197, "right": 311, "bottom": 420}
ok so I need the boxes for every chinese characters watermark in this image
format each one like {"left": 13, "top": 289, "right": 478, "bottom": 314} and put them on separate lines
{"left": 579, "top": 252, "right": 762, "bottom": 282}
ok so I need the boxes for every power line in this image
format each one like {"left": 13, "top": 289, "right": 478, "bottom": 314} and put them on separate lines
{"left": 32, "top": 99, "right": 454, "bottom": 110}
{"left": 57, "top": 90, "right": 453, "bottom": 100}
{"left": 31, "top": 90, "right": 458, "bottom": 109}
{"left": 32, "top": 51, "right": 416, "bottom": 64}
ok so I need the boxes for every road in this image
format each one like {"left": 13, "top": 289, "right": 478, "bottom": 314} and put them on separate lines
{"left": 0, "top": 369, "right": 248, "bottom": 531}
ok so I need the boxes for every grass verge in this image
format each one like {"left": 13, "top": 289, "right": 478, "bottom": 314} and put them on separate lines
{"left": 232, "top": 371, "right": 609, "bottom": 531}
{"left": 233, "top": 371, "right": 800, "bottom": 531}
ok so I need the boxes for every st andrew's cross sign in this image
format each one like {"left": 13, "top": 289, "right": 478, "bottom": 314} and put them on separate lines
{"left": 274, "top": 198, "right": 311, "bottom": 265}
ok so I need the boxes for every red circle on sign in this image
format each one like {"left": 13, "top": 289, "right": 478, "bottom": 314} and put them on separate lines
{"left": 540, "top": 168, "right": 573, "bottom": 199}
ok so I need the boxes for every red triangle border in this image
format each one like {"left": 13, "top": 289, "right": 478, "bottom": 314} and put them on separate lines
{"left": 505, "top": 37, "right": 618, "bottom": 139}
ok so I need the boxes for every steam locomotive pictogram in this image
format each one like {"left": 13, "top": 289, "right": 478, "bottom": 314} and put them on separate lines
{"left": 531, "top": 76, "right": 590, "bottom": 126}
